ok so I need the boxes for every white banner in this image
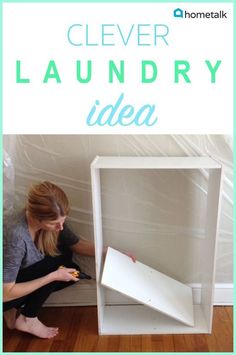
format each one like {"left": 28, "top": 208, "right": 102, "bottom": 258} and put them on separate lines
{"left": 3, "top": 2, "right": 233, "bottom": 134}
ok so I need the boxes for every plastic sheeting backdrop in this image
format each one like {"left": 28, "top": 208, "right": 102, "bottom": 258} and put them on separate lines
{"left": 3, "top": 135, "right": 233, "bottom": 285}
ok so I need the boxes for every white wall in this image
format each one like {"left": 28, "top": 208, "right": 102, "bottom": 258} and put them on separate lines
{"left": 3, "top": 135, "right": 233, "bottom": 285}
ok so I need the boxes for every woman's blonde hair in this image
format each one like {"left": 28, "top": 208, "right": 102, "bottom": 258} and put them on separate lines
{"left": 26, "top": 181, "right": 70, "bottom": 256}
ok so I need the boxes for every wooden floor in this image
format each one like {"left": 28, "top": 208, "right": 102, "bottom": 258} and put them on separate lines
{"left": 3, "top": 306, "right": 233, "bottom": 352}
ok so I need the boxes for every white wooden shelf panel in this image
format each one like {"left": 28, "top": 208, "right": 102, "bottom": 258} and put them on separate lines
{"left": 101, "top": 305, "right": 207, "bottom": 335}
{"left": 91, "top": 156, "right": 221, "bottom": 169}
{"left": 102, "top": 247, "right": 194, "bottom": 327}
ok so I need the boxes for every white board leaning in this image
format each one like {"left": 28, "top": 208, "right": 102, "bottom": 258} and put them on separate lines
{"left": 102, "top": 247, "right": 194, "bottom": 326}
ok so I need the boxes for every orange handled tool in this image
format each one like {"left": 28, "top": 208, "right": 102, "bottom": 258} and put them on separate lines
{"left": 59, "top": 265, "right": 80, "bottom": 278}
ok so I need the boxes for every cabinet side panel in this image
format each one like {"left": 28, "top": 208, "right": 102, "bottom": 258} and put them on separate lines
{"left": 91, "top": 166, "right": 104, "bottom": 333}
{"left": 201, "top": 168, "right": 223, "bottom": 332}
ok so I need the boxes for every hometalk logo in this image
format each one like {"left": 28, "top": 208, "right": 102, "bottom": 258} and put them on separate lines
{"left": 173, "top": 8, "right": 227, "bottom": 19}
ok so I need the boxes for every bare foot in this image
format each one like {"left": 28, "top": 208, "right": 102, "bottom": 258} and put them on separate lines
{"left": 15, "top": 314, "right": 59, "bottom": 339}
{"left": 4, "top": 308, "right": 17, "bottom": 329}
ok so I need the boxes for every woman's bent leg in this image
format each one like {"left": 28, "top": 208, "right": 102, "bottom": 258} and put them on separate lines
{"left": 3, "top": 252, "right": 78, "bottom": 338}
{"left": 20, "top": 280, "right": 75, "bottom": 318}
{"left": 15, "top": 253, "right": 77, "bottom": 317}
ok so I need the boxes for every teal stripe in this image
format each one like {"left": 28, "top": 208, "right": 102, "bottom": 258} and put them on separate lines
{"left": 0, "top": 352, "right": 233, "bottom": 355}
{"left": 0, "top": 0, "right": 235, "bottom": 3}
{"left": 0, "top": 0, "right": 2, "bottom": 352}
{"left": 233, "top": 4, "right": 235, "bottom": 344}
{"left": 0, "top": 0, "right": 235, "bottom": 353}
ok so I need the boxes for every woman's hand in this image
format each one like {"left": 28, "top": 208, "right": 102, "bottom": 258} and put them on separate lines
{"left": 103, "top": 246, "right": 137, "bottom": 263}
{"left": 50, "top": 267, "right": 79, "bottom": 282}
{"left": 123, "top": 251, "right": 136, "bottom": 263}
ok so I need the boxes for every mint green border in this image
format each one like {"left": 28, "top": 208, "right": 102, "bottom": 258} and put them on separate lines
{"left": 0, "top": 0, "right": 235, "bottom": 2}
{"left": 0, "top": 2, "right": 2, "bottom": 354}
{"left": 0, "top": 0, "right": 234, "bottom": 354}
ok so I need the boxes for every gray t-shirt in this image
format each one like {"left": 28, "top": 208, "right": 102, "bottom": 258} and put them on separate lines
{"left": 3, "top": 210, "right": 80, "bottom": 283}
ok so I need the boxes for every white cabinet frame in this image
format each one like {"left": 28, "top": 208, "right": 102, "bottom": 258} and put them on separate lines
{"left": 91, "top": 156, "right": 223, "bottom": 335}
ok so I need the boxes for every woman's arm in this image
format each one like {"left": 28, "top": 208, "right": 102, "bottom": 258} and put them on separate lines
{"left": 70, "top": 239, "right": 99, "bottom": 256}
{"left": 3, "top": 267, "right": 78, "bottom": 302}
{"left": 71, "top": 239, "right": 136, "bottom": 262}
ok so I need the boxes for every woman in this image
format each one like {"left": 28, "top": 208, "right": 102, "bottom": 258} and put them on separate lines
{"left": 3, "top": 181, "right": 130, "bottom": 339}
